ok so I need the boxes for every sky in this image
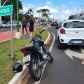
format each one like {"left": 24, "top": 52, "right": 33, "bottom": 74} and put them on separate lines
{"left": 20, "top": 0, "right": 84, "bottom": 21}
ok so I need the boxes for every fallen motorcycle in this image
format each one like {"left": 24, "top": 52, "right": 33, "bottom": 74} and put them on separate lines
{"left": 13, "top": 28, "right": 53, "bottom": 81}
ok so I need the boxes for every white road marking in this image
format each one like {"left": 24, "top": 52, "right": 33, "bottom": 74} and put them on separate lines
{"left": 80, "top": 48, "right": 84, "bottom": 64}
{"left": 80, "top": 48, "right": 84, "bottom": 55}
{"left": 64, "top": 49, "right": 84, "bottom": 60}
{"left": 64, "top": 49, "right": 73, "bottom": 59}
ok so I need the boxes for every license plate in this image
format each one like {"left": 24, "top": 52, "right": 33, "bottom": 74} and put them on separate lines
{"left": 23, "top": 55, "right": 31, "bottom": 62}
{"left": 72, "top": 41, "right": 82, "bottom": 43}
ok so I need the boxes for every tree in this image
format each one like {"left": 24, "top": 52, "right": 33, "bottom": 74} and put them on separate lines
{"left": 42, "top": 9, "right": 50, "bottom": 18}
{"left": 25, "top": 8, "right": 34, "bottom": 15}
{"left": 37, "top": 9, "right": 42, "bottom": 14}
{"left": 68, "top": 15, "right": 76, "bottom": 20}
{"left": 2, "top": 0, "right": 22, "bottom": 13}
{"left": 37, "top": 9, "right": 42, "bottom": 22}
{"left": 1, "top": 0, "right": 22, "bottom": 22}
{"left": 37, "top": 8, "right": 50, "bottom": 21}
{"left": 25, "top": 8, "right": 34, "bottom": 21}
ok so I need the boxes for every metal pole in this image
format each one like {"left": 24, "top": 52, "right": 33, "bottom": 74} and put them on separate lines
{"left": 39, "top": 12, "right": 40, "bottom": 32}
{"left": 10, "top": 15, "right": 14, "bottom": 59}
{"left": 16, "top": 0, "right": 19, "bottom": 32}
{"left": 0, "top": 0, "right": 2, "bottom": 25}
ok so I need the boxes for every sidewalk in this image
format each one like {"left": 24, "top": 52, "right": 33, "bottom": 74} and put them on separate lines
{"left": 0, "top": 26, "right": 39, "bottom": 43}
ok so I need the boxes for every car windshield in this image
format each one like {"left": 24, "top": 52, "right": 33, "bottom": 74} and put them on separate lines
{"left": 64, "top": 22, "right": 84, "bottom": 28}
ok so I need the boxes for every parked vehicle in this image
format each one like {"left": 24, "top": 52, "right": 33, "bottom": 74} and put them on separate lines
{"left": 56, "top": 19, "right": 84, "bottom": 49}
{"left": 1, "top": 21, "right": 22, "bottom": 28}
{"left": 1, "top": 23, "right": 7, "bottom": 28}
{"left": 34, "top": 22, "right": 39, "bottom": 26}
{"left": 42, "top": 22, "right": 46, "bottom": 25}
{"left": 13, "top": 28, "right": 53, "bottom": 81}
{"left": 7, "top": 21, "right": 22, "bottom": 28}
{"left": 51, "top": 21, "right": 58, "bottom": 26}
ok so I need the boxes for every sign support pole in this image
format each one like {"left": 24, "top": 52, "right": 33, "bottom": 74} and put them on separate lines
{"left": 10, "top": 15, "right": 14, "bottom": 60}
{"left": 0, "top": 5, "right": 14, "bottom": 59}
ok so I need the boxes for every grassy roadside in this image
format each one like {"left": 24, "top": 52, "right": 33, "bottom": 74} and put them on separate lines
{"left": 0, "top": 27, "right": 48, "bottom": 84}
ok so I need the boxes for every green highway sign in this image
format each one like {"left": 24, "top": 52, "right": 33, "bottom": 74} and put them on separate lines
{"left": 0, "top": 5, "right": 13, "bottom": 16}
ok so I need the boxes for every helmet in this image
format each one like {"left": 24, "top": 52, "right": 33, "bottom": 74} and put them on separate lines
{"left": 13, "top": 62, "right": 23, "bottom": 73}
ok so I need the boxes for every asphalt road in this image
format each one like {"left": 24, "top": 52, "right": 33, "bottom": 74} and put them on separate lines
{"left": 0, "top": 27, "right": 16, "bottom": 32}
{"left": 27, "top": 26, "right": 84, "bottom": 84}
{"left": 0, "top": 23, "right": 40, "bottom": 32}
{"left": 2, "top": 26, "right": 84, "bottom": 84}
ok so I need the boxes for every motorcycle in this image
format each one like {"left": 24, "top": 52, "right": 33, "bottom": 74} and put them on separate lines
{"left": 13, "top": 28, "right": 53, "bottom": 81}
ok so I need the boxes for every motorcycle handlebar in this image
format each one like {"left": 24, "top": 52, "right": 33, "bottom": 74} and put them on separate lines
{"left": 29, "top": 28, "right": 45, "bottom": 43}
{"left": 29, "top": 39, "right": 33, "bottom": 43}
{"left": 39, "top": 28, "right": 45, "bottom": 34}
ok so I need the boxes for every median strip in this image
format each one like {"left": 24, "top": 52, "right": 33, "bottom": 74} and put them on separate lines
{"left": 8, "top": 29, "right": 55, "bottom": 84}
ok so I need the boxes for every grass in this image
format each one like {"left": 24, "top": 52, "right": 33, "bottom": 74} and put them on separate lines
{"left": 0, "top": 27, "right": 48, "bottom": 84}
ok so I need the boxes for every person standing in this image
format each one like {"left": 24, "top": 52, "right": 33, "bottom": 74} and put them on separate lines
{"left": 28, "top": 15, "right": 34, "bottom": 38}
{"left": 22, "top": 16, "right": 28, "bottom": 35}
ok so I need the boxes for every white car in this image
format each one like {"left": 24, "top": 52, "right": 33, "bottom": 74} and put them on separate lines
{"left": 1, "top": 23, "right": 6, "bottom": 28}
{"left": 56, "top": 19, "right": 84, "bottom": 49}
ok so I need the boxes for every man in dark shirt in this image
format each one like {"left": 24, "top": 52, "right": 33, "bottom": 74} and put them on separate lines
{"left": 28, "top": 15, "right": 34, "bottom": 38}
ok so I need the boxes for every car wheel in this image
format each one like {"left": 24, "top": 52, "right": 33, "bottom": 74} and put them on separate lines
{"left": 57, "top": 38, "right": 63, "bottom": 49}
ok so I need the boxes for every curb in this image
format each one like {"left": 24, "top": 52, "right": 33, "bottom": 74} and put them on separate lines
{"left": 8, "top": 65, "right": 28, "bottom": 84}
{"left": 8, "top": 27, "right": 51, "bottom": 84}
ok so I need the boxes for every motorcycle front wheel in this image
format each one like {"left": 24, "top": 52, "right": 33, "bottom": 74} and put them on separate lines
{"left": 44, "top": 48, "right": 53, "bottom": 62}
{"left": 48, "top": 53, "right": 53, "bottom": 62}
{"left": 28, "top": 56, "right": 42, "bottom": 81}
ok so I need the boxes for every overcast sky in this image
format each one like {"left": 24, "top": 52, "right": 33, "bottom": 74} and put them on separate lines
{"left": 20, "top": 0, "right": 84, "bottom": 21}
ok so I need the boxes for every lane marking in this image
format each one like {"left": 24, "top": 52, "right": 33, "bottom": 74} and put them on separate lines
{"left": 64, "top": 49, "right": 84, "bottom": 60}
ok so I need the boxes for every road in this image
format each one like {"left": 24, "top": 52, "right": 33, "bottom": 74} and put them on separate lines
{"left": 0, "top": 26, "right": 17, "bottom": 32}
{"left": 0, "top": 23, "right": 41, "bottom": 32}
{"left": 27, "top": 26, "right": 84, "bottom": 84}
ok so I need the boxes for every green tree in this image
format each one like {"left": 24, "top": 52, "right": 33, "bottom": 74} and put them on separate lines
{"left": 25, "top": 8, "right": 34, "bottom": 15}
{"left": 2, "top": 0, "right": 22, "bottom": 13}
{"left": 42, "top": 9, "right": 50, "bottom": 18}
{"left": 37, "top": 8, "right": 50, "bottom": 21}
{"left": 25, "top": 8, "right": 34, "bottom": 21}
{"left": 37, "top": 9, "right": 42, "bottom": 22}
{"left": 1, "top": 0, "right": 22, "bottom": 22}
{"left": 68, "top": 15, "right": 76, "bottom": 20}
{"left": 37, "top": 9, "right": 42, "bottom": 14}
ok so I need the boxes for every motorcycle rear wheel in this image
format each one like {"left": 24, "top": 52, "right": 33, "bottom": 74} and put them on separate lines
{"left": 28, "top": 56, "right": 42, "bottom": 81}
